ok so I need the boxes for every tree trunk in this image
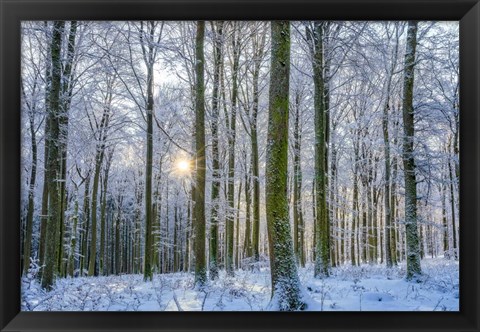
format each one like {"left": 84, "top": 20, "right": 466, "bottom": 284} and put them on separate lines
{"left": 22, "top": 95, "right": 38, "bottom": 275}
{"left": 41, "top": 21, "right": 65, "bottom": 290}
{"left": 391, "top": 128, "right": 399, "bottom": 265}
{"left": 448, "top": 154, "right": 458, "bottom": 260}
{"left": 80, "top": 171, "right": 91, "bottom": 275}
{"left": 307, "top": 22, "right": 329, "bottom": 278}
{"left": 323, "top": 24, "right": 332, "bottom": 269}
{"left": 185, "top": 193, "right": 192, "bottom": 272}
{"left": 330, "top": 128, "right": 339, "bottom": 266}
{"left": 88, "top": 151, "right": 103, "bottom": 276}
{"left": 99, "top": 151, "right": 113, "bottom": 275}
{"left": 38, "top": 22, "right": 52, "bottom": 270}
{"left": 402, "top": 21, "right": 422, "bottom": 279}
{"left": 244, "top": 158, "right": 253, "bottom": 258}
{"left": 88, "top": 103, "right": 111, "bottom": 276}
{"left": 144, "top": 50, "right": 154, "bottom": 281}
{"left": 383, "top": 100, "right": 393, "bottom": 267}
{"left": 194, "top": 21, "right": 207, "bottom": 286}
{"left": 39, "top": 146, "right": 49, "bottom": 270}
{"left": 251, "top": 64, "right": 261, "bottom": 262}
{"left": 382, "top": 24, "right": 400, "bottom": 267}
{"left": 266, "top": 21, "right": 306, "bottom": 311}
{"left": 209, "top": 21, "right": 223, "bottom": 279}
{"left": 351, "top": 131, "right": 360, "bottom": 266}
{"left": 367, "top": 178, "right": 375, "bottom": 263}
{"left": 292, "top": 90, "right": 305, "bottom": 266}
{"left": 226, "top": 22, "right": 241, "bottom": 276}
{"left": 152, "top": 172, "right": 161, "bottom": 272}
{"left": 441, "top": 176, "right": 449, "bottom": 258}
{"left": 57, "top": 21, "right": 77, "bottom": 278}
{"left": 66, "top": 188, "right": 79, "bottom": 277}
{"left": 235, "top": 179, "right": 243, "bottom": 268}
{"left": 114, "top": 197, "right": 122, "bottom": 274}
{"left": 134, "top": 178, "right": 142, "bottom": 273}
{"left": 174, "top": 199, "right": 179, "bottom": 272}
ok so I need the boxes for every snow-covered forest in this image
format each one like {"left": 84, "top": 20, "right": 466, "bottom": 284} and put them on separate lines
{"left": 20, "top": 21, "right": 459, "bottom": 311}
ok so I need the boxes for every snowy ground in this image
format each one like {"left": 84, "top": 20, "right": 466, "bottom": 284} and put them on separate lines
{"left": 22, "top": 258, "right": 459, "bottom": 311}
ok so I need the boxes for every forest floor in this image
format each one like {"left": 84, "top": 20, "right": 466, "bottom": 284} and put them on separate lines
{"left": 21, "top": 257, "right": 459, "bottom": 311}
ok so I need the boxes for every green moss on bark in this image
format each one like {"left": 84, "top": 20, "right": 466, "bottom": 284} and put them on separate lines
{"left": 266, "top": 21, "right": 306, "bottom": 311}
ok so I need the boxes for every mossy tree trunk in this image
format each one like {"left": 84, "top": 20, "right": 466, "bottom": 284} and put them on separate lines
{"left": 42, "top": 21, "right": 65, "bottom": 290}
{"left": 266, "top": 21, "right": 306, "bottom": 311}
{"left": 38, "top": 22, "right": 52, "bottom": 271}
{"left": 194, "top": 20, "right": 207, "bottom": 287}
{"left": 57, "top": 21, "right": 77, "bottom": 277}
{"left": 307, "top": 22, "right": 329, "bottom": 278}
{"left": 401, "top": 21, "right": 422, "bottom": 280}
{"left": 136, "top": 21, "right": 164, "bottom": 280}
{"left": 323, "top": 23, "right": 332, "bottom": 269}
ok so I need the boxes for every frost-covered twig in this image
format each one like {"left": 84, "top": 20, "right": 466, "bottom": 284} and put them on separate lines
{"left": 433, "top": 297, "right": 444, "bottom": 311}
{"left": 201, "top": 290, "right": 209, "bottom": 311}
{"left": 173, "top": 292, "right": 183, "bottom": 311}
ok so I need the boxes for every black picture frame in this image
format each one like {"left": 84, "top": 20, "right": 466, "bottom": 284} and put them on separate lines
{"left": 1, "top": 0, "right": 479, "bottom": 331}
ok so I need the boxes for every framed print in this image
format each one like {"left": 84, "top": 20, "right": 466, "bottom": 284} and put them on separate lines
{"left": 1, "top": 0, "right": 479, "bottom": 331}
